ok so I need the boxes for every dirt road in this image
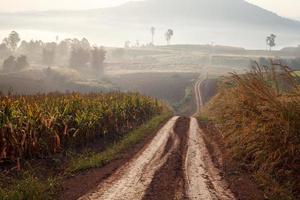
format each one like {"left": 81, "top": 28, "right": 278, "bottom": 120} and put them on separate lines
{"left": 79, "top": 117, "right": 234, "bottom": 200}
{"left": 194, "top": 77, "right": 205, "bottom": 116}
{"left": 79, "top": 70, "right": 234, "bottom": 200}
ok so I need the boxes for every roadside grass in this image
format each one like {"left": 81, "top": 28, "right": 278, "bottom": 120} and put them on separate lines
{"left": 203, "top": 62, "right": 300, "bottom": 200}
{"left": 197, "top": 114, "right": 210, "bottom": 122}
{"left": 0, "top": 112, "right": 172, "bottom": 200}
{"left": 67, "top": 112, "right": 172, "bottom": 174}
{"left": 0, "top": 172, "right": 58, "bottom": 200}
{"left": 172, "top": 84, "right": 194, "bottom": 115}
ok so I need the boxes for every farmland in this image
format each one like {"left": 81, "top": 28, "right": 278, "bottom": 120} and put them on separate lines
{"left": 0, "top": 92, "right": 171, "bottom": 199}
{"left": 0, "top": 92, "right": 163, "bottom": 162}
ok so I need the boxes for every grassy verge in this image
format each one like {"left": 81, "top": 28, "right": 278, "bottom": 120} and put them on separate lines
{"left": 172, "top": 84, "right": 195, "bottom": 116}
{"left": 0, "top": 112, "right": 172, "bottom": 200}
{"left": 67, "top": 112, "right": 172, "bottom": 173}
{"left": 0, "top": 172, "right": 58, "bottom": 200}
{"left": 202, "top": 63, "right": 300, "bottom": 200}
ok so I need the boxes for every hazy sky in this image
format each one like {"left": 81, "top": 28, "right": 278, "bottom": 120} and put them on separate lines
{"left": 1, "top": 0, "right": 300, "bottom": 20}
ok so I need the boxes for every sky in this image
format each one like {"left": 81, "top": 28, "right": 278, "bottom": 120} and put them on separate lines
{"left": 0, "top": 0, "right": 300, "bottom": 20}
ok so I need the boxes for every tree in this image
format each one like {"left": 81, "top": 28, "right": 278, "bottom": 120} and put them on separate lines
{"left": 57, "top": 40, "right": 70, "bottom": 56}
{"left": 16, "top": 55, "right": 29, "bottom": 70}
{"left": 18, "top": 40, "right": 44, "bottom": 63}
{"left": 3, "top": 31, "right": 21, "bottom": 51}
{"left": 150, "top": 27, "right": 156, "bottom": 45}
{"left": 2, "top": 55, "right": 28, "bottom": 71}
{"left": 165, "top": 29, "right": 174, "bottom": 45}
{"left": 80, "top": 38, "right": 91, "bottom": 50}
{"left": 124, "top": 41, "right": 131, "bottom": 48}
{"left": 0, "top": 43, "right": 11, "bottom": 59}
{"left": 266, "top": 34, "right": 276, "bottom": 51}
{"left": 69, "top": 47, "right": 90, "bottom": 68}
{"left": 2, "top": 56, "right": 16, "bottom": 71}
{"left": 42, "top": 43, "right": 57, "bottom": 66}
{"left": 91, "top": 47, "right": 106, "bottom": 76}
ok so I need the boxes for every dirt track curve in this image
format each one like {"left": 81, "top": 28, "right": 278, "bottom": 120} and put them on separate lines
{"left": 79, "top": 72, "right": 235, "bottom": 200}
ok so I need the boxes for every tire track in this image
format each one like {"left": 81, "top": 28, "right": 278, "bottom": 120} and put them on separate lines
{"left": 193, "top": 74, "right": 205, "bottom": 116}
{"left": 79, "top": 68, "right": 236, "bottom": 200}
{"left": 185, "top": 118, "right": 235, "bottom": 200}
{"left": 142, "top": 117, "right": 190, "bottom": 200}
{"left": 79, "top": 116, "right": 179, "bottom": 200}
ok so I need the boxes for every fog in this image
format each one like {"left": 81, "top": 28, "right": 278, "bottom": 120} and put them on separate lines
{"left": 0, "top": 0, "right": 300, "bottom": 98}
{"left": 0, "top": 0, "right": 300, "bottom": 49}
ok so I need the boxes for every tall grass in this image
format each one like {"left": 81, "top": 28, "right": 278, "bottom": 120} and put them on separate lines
{"left": 204, "top": 62, "right": 300, "bottom": 199}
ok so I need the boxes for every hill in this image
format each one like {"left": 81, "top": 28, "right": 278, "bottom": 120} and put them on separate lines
{"left": 0, "top": 0, "right": 300, "bottom": 48}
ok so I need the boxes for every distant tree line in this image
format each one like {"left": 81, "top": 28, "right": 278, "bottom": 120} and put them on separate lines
{"left": 0, "top": 31, "right": 106, "bottom": 77}
{"left": 2, "top": 55, "right": 28, "bottom": 72}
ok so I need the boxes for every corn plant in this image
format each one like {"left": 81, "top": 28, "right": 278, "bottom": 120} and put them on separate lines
{"left": 0, "top": 92, "right": 162, "bottom": 162}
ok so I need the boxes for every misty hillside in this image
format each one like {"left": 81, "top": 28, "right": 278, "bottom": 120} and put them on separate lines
{"left": 99, "top": 0, "right": 300, "bottom": 28}
{"left": 0, "top": 0, "right": 300, "bottom": 48}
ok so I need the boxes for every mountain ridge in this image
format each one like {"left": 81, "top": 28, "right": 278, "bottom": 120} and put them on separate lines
{"left": 0, "top": 0, "right": 299, "bottom": 48}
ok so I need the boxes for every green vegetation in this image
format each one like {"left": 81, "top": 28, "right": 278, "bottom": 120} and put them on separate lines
{"left": 67, "top": 112, "right": 172, "bottom": 173}
{"left": 0, "top": 92, "right": 161, "bottom": 163}
{"left": 203, "top": 63, "right": 300, "bottom": 199}
{"left": 0, "top": 91, "right": 171, "bottom": 199}
{"left": 0, "top": 172, "right": 58, "bottom": 200}
{"left": 172, "top": 85, "right": 194, "bottom": 115}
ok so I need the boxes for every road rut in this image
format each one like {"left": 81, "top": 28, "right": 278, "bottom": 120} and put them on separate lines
{"left": 79, "top": 116, "right": 179, "bottom": 200}
{"left": 185, "top": 118, "right": 235, "bottom": 200}
{"left": 79, "top": 72, "right": 235, "bottom": 199}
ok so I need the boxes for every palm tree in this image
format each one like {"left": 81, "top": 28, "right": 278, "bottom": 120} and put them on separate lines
{"left": 266, "top": 34, "right": 276, "bottom": 51}
{"left": 165, "top": 29, "right": 174, "bottom": 45}
{"left": 150, "top": 27, "right": 156, "bottom": 45}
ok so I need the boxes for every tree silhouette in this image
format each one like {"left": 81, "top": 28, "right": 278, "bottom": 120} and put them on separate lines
{"left": 2, "top": 56, "right": 16, "bottom": 71}
{"left": 2, "top": 55, "right": 28, "bottom": 71}
{"left": 3, "top": 31, "right": 21, "bottom": 51}
{"left": 91, "top": 47, "right": 106, "bottom": 76}
{"left": 165, "top": 29, "right": 174, "bottom": 45}
{"left": 150, "top": 27, "right": 156, "bottom": 45}
{"left": 266, "top": 34, "right": 276, "bottom": 51}
{"left": 124, "top": 41, "right": 131, "bottom": 48}
{"left": 80, "top": 38, "right": 91, "bottom": 50}
{"left": 0, "top": 43, "right": 11, "bottom": 59}
{"left": 69, "top": 47, "right": 90, "bottom": 68}
{"left": 16, "top": 55, "right": 29, "bottom": 70}
{"left": 42, "top": 43, "right": 57, "bottom": 66}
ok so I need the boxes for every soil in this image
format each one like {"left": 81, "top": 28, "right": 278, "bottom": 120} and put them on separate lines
{"left": 59, "top": 116, "right": 171, "bottom": 200}
{"left": 142, "top": 117, "right": 190, "bottom": 200}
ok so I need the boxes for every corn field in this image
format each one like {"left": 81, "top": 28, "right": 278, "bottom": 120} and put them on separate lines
{"left": 0, "top": 92, "right": 162, "bottom": 162}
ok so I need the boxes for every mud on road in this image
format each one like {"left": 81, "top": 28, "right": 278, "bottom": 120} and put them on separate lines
{"left": 142, "top": 117, "right": 190, "bottom": 200}
{"left": 79, "top": 117, "right": 180, "bottom": 200}
{"left": 79, "top": 116, "right": 235, "bottom": 200}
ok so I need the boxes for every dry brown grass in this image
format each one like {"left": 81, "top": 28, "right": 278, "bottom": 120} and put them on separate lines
{"left": 204, "top": 62, "right": 300, "bottom": 199}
